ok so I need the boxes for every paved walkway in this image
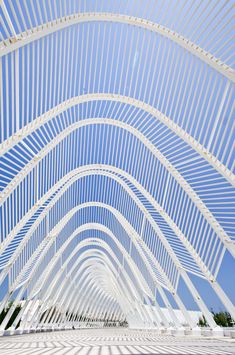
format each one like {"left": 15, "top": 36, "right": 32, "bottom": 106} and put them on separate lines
{"left": 0, "top": 328, "right": 235, "bottom": 354}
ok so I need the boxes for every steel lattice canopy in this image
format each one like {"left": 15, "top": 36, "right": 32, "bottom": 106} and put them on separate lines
{"left": 0, "top": 0, "right": 234, "bottom": 334}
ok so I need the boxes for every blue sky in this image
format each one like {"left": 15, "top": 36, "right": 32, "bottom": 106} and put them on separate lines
{"left": 0, "top": 1, "right": 234, "bottom": 316}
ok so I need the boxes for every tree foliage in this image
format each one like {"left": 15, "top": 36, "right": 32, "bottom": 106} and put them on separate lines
{"left": 0, "top": 301, "right": 22, "bottom": 329}
{"left": 212, "top": 310, "right": 234, "bottom": 327}
{"left": 198, "top": 311, "right": 234, "bottom": 327}
{"left": 198, "top": 314, "right": 208, "bottom": 327}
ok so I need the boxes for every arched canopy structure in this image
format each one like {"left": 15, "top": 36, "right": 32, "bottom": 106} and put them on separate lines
{"left": 0, "top": 0, "right": 234, "bottom": 334}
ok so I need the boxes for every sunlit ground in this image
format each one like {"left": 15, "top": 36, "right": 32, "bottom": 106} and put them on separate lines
{"left": 0, "top": 328, "right": 235, "bottom": 355}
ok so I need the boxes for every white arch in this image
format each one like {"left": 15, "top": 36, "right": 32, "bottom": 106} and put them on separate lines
{"left": 1, "top": 1, "right": 234, "bottom": 336}
{"left": 19, "top": 249, "right": 144, "bottom": 330}
{"left": 32, "top": 238, "right": 148, "bottom": 306}
{"left": 3, "top": 201, "right": 217, "bottom": 328}
{"left": 1, "top": 12, "right": 234, "bottom": 82}
{"left": 35, "top": 240, "right": 180, "bottom": 329}
{"left": 1, "top": 94, "right": 233, "bottom": 186}
{"left": 1, "top": 223, "right": 169, "bottom": 331}
{"left": 2, "top": 167, "right": 233, "bottom": 319}
{"left": 0, "top": 119, "right": 231, "bottom": 258}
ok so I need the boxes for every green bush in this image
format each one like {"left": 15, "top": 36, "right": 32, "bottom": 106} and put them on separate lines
{"left": 198, "top": 311, "right": 234, "bottom": 327}
{"left": 0, "top": 301, "right": 21, "bottom": 329}
{"left": 198, "top": 314, "right": 208, "bottom": 327}
{"left": 212, "top": 310, "right": 234, "bottom": 327}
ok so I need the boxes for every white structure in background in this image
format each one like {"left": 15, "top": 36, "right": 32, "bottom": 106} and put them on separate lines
{"left": 0, "top": 0, "right": 234, "bottom": 337}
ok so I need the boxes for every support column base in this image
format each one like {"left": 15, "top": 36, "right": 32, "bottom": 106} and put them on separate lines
{"left": 3, "top": 327, "right": 23, "bottom": 336}
{"left": 14, "top": 328, "right": 24, "bottom": 335}
{"left": 172, "top": 327, "right": 185, "bottom": 336}
{"left": 191, "top": 326, "right": 202, "bottom": 336}
{"left": 212, "top": 326, "right": 224, "bottom": 337}
{"left": 166, "top": 326, "right": 175, "bottom": 335}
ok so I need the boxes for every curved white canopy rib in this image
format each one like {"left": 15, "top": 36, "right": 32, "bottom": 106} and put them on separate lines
{"left": 16, "top": 248, "right": 143, "bottom": 330}
{"left": 40, "top": 245, "right": 142, "bottom": 307}
{"left": 0, "top": 167, "right": 212, "bottom": 278}
{"left": 0, "top": 0, "right": 234, "bottom": 334}
{"left": 2, "top": 167, "right": 232, "bottom": 317}
{"left": 1, "top": 119, "right": 231, "bottom": 256}
{"left": 1, "top": 205, "right": 218, "bottom": 330}
{"left": 1, "top": 94, "right": 233, "bottom": 185}
{"left": 1, "top": 223, "right": 186, "bottom": 331}
{"left": 27, "top": 229, "right": 153, "bottom": 304}
{"left": 39, "top": 250, "right": 142, "bottom": 314}
{"left": 1, "top": 12, "right": 234, "bottom": 82}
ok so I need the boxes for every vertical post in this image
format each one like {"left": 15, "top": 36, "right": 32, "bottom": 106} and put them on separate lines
{"left": 1, "top": 1, "right": 17, "bottom": 37}
{"left": 207, "top": 81, "right": 230, "bottom": 151}
{"left": 0, "top": 57, "right": 4, "bottom": 144}
{"left": 15, "top": 49, "right": 19, "bottom": 132}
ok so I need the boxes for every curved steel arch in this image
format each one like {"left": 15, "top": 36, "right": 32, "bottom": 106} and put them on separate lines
{"left": 33, "top": 238, "right": 188, "bottom": 329}
{"left": 14, "top": 232, "right": 190, "bottom": 330}
{"left": 55, "top": 254, "right": 153, "bottom": 327}
{"left": 1, "top": 223, "right": 169, "bottom": 331}
{"left": 15, "top": 256, "right": 129, "bottom": 330}
{"left": 3, "top": 167, "right": 233, "bottom": 318}
{"left": 42, "top": 251, "right": 142, "bottom": 317}
{"left": 1, "top": 198, "right": 216, "bottom": 330}
{"left": 0, "top": 0, "right": 234, "bottom": 335}
{"left": 18, "top": 248, "right": 143, "bottom": 330}
{"left": 0, "top": 167, "right": 233, "bottom": 330}
{"left": 1, "top": 12, "right": 234, "bottom": 82}
{"left": 1, "top": 119, "right": 231, "bottom": 253}
{"left": 1, "top": 165, "right": 228, "bottom": 278}
{"left": 30, "top": 233, "right": 151, "bottom": 306}
{"left": 59, "top": 262, "right": 126, "bottom": 325}
{"left": 1, "top": 94, "right": 233, "bottom": 184}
